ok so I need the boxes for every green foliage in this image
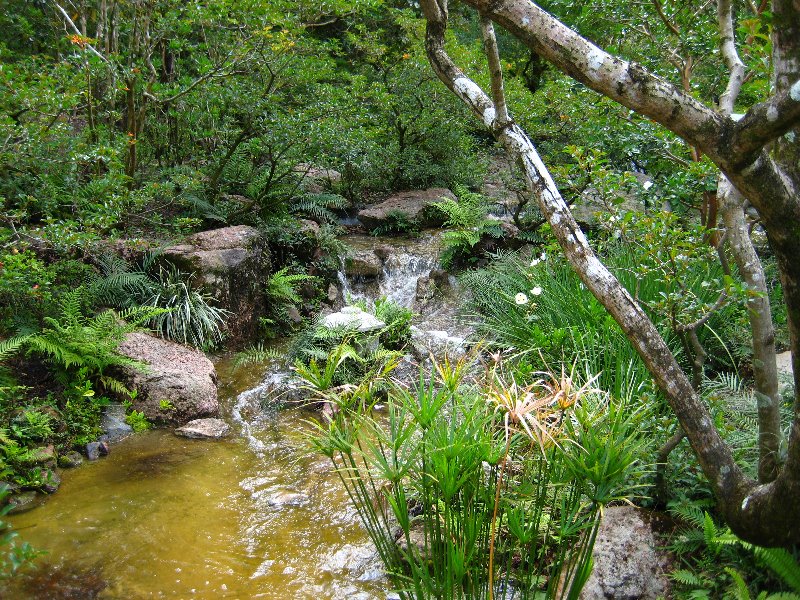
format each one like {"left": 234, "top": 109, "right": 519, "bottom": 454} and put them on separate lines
{"left": 308, "top": 356, "right": 647, "bottom": 599}
{"left": 0, "top": 486, "right": 42, "bottom": 578}
{"left": 433, "top": 187, "right": 504, "bottom": 269}
{"left": 667, "top": 504, "right": 800, "bottom": 598}
{"left": 233, "top": 343, "right": 283, "bottom": 371}
{"left": 90, "top": 253, "right": 229, "bottom": 349}
{"left": 373, "top": 297, "right": 414, "bottom": 350}
{"left": 142, "top": 265, "right": 229, "bottom": 349}
{"left": 21, "top": 291, "right": 155, "bottom": 394}
{"left": 124, "top": 410, "right": 150, "bottom": 433}
{"left": 370, "top": 210, "right": 419, "bottom": 237}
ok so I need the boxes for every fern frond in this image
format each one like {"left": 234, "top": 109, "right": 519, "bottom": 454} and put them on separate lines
{"left": 0, "top": 336, "right": 30, "bottom": 363}
{"left": 233, "top": 344, "right": 283, "bottom": 370}
{"left": 670, "top": 569, "right": 708, "bottom": 587}
{"left": 724, "top": 568, "right": 752, "bottom": 600}
{"left": 751, "top": 546, "right": 800, "bottom": 592}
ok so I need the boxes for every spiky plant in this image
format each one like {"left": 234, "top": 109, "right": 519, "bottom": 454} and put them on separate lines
{"left": 143, "top": 265, "right": 230, "bottom": 349}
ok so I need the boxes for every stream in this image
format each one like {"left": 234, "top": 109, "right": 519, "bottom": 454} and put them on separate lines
{"left": 4, "top": 232, "right": 468, "bottom": 599}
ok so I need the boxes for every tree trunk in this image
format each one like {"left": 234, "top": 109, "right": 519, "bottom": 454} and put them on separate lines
{"left": 419, "top": 0, "right": 800, "bottom": 546}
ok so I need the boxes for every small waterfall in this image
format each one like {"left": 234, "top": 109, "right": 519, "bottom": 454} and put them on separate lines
{"left": 378, "top": 251, "right": 438, "bottom": 307}
{"left": 336, "top": 232, "right": 443, "bottom": 308}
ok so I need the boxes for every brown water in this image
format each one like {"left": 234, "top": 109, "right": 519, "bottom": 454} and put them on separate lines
{"left": 4, "top": 358, "right": 386, "bottom": 599}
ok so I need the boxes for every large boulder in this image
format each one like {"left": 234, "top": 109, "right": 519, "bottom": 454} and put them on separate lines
{"left": 580, "top": 506, "right": 671, "bottom": 600}
{"left": 163, "top": 225, "right": 269, "bottom": 345}
{"left": 345, "top": 249, "right": 383, "bottom": 278}
{"left": 358, "top": 188, "right": 455, "bottom": 232}
{"left": 116, "top": 332, "right": 219, "bottom": 426}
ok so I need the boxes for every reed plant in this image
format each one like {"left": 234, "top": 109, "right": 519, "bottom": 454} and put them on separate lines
{"left": 307, "top": 353, "right": 649, "bottom": 599}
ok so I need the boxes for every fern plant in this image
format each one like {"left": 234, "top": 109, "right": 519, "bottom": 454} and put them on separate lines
{"left": 668, "top": 503, "right": 800, "bottom": 598}
{"left": 291, "top": 193, "right": 348, "bottom": 224}
{"left": 22, "top": 291, "right": 159, "bottom": 396}
{"left": 432, "top": 186, "right": 504, "bottom": 268}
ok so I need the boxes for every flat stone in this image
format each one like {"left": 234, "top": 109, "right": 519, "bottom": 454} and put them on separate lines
{"left": 58, "top": 451, "right": 84, "bottom": 468}
{"left": 358, "top": 188, "right": 455, "bottom": 231}
{"left": 580, "top": 506, "right": 671, "bottom": 600}
{"left": 7, "top": 491, "right": 42, "bottom": 514}
{"left": 345, "top": 250, "right": 383, "bottom": 278}
{"left": 174, "top": 418, "right": 230, "bottom": 439}
{"left": 321, "top": 306, "right": 385, "bottom": 332}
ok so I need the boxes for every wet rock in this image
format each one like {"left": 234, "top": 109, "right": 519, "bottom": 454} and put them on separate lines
{"left": 101, "top": 403, "right": 133, "bottom": 443}
{"left": 7, "top": 491, "right": 42, "bottom": 514}
{"left": 580, "top": 506, "right": 671, "bottom": 600}
{"left": 30, "top": 445, "right": 57, "bottom": 468}
{"left": 175, "top": 418, "right": 231, "bottom": 439}
{"left": 327, "top": 283, "right": 340, "bottom": 305}
{"left": 58, "top": 451, "right": 84, "bottom": 468}
{"left": 358, "top": 188, "right": 455, "bottom": 231}
{"left": 266, "top": 490, "right": 309, "bottom": 508}
{"left": 116, "top": 332, "right": 219, "bottom": 426}
{"left": 374, "top": 245, "right": 391, "bottom": 261}
{"left": 321, "top": 306, "right": 386, "bottom": 333}
{"left": 41, "top": 469, "right": 61, "bottom": 494}
{"left": 295, "top": 163, "right": 342, "bottom": 194}
{"left": 98, "top": 441, "right": 110, "bottom": 456}
{"left": 396, "top": 525, "right": 429, "bottom": 562}
{"left": 298, "top": 218, "right": 320, "bottom": 236}
{"left": 320, "top": 543, "right": 382, "bottom": 581}
{"left": 163, "top": 225, "right": 270, "bottom": 345}
{"left": 85, "top": 442, "right": 102, "bottom": 461}
{"left": 345, "top": 249, "right": 383, "bottom": 278}
{"left": 286, "top": 305, "right": 303, "bottom": 324}
{"left": 410, "top": 327, "right": 467, "bottom": 361}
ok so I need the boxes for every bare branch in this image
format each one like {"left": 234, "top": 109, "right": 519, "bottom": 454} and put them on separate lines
{"left": 651, "top": 0, "right": 681, "bottom": 36}
{"left": 52, "top": 0, "right": 110, "bottom": 64}
{"left": 480, "top": 16, "right": 510, "bottom": 126}
{"left": 730, "top": 83, "right": 800, "bottom": 156}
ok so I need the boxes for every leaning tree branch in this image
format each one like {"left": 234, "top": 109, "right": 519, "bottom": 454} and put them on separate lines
{"left": 52, "top": 0, "right": 110, "bottom": 64}
{"left": 730, "top": 82, "right": 800, "bottom": 158}
{"left": 717, "top": 0, "right": 783, "bottom": 485}
{"left": 420, "top": 0, "right": 757, "bottom": 536}
{"left": 420, "top": 0, "right": 800, "bottom": 547}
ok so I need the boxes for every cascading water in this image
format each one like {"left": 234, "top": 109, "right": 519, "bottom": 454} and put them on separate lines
{"left": 336, "top": 231, "right": 443, "bottom": 308}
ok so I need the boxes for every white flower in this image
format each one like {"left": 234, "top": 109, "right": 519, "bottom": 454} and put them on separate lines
{"left": 530, "top": 286, "right": 542, "bottom": 296}
{"left": 540, "top": 252, "right": 547, "bottom": 261}
{"left": 530, "top": 258, "right": 541, "bottom": 267}
{"left": 515, "top": 292, "right": 529, "bottom": 305}
{"left": 643, "top": 180, "right": 654, "bottom": 191}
